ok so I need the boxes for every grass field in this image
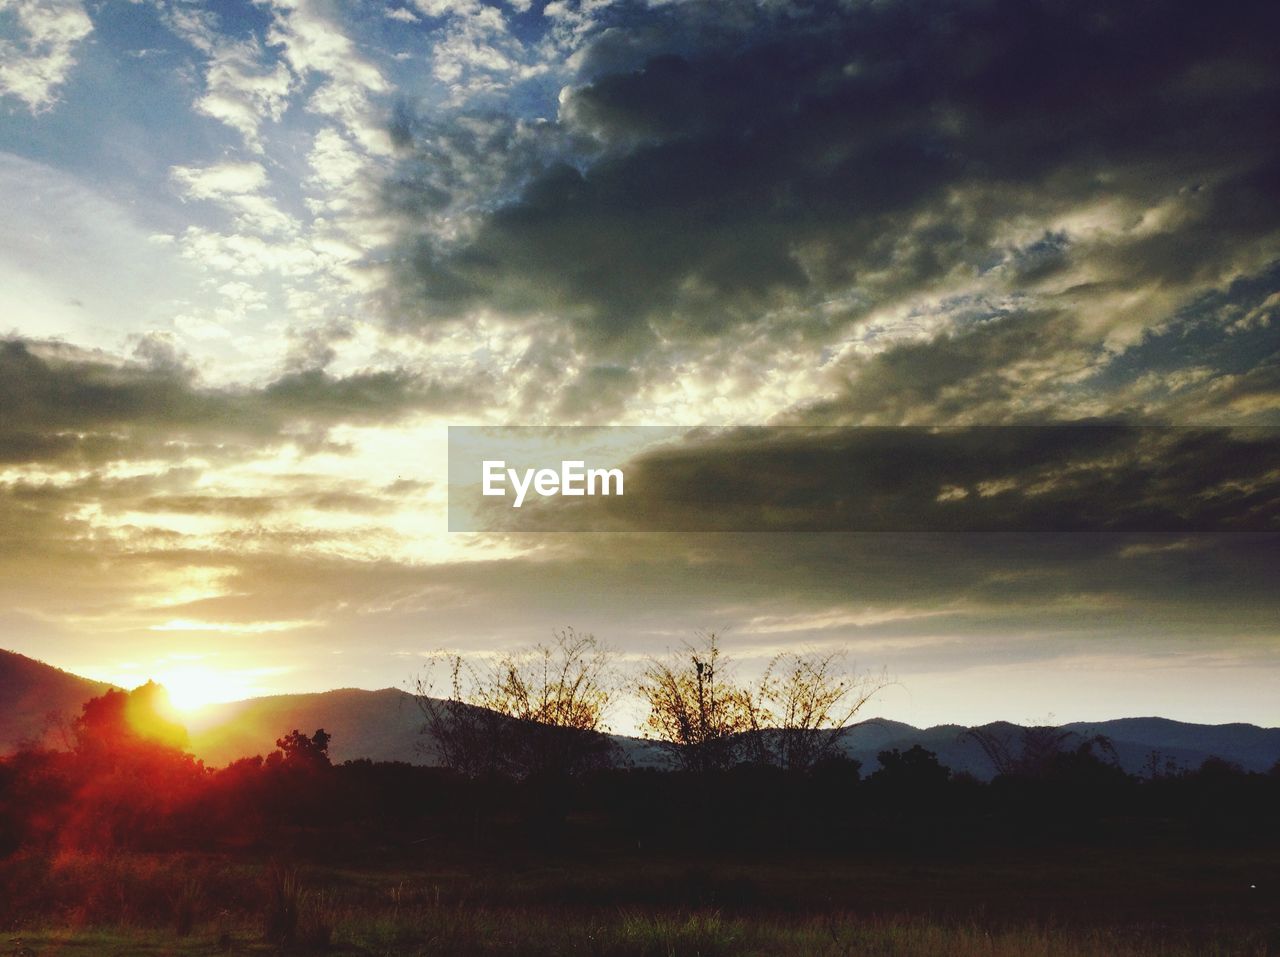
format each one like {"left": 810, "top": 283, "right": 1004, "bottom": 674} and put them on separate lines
{"left": 11, "top": 910, "right": 1278, "bottom": 957}
{"left": 5, "top": 846, "right": 1278, "bottom": 956}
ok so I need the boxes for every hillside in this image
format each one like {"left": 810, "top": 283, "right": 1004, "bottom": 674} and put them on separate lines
{"left": 188, "top": 687, "right": 429, "bottom": 766}
{"left": 0, "top": 649, "right": 113, "bottom": 752}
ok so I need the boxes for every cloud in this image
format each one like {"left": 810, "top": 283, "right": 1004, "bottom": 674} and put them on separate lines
{"left": 0, "top": 0, "right": 92, "bottom": 112}
{"left": 383, "top": 0, "right": 1280, "bottom": 418}
{"left": 0, "top": 337, "right": 481, "bottom": 465}
{"left": 170, "top": 160, "right": 297, "bottom": 236}
{"left": 457, "top": 424, "right": 1280, "bottom": 533}
{"left": 171, "top": 161, "right": 269, "bottom": 197}
{"left": 3, "top": 0, "right": 1279, "bottom": 724}
{"left": 195, "top": 41, "right": 294, "bottom": 153}
{"left": 153, "top": 2, "right": 409, "bottom": 379}
{"left": 160, "top": 3, "right": 295, "bottom": 152}
{"left": 262, "top": 0, "right": 391, "bottom": 156}
{"left": 790, "top": 309, "right": 1092, "bottom": 426}
{"left": 409, "top": 0, "right": 538, "bottom": 99}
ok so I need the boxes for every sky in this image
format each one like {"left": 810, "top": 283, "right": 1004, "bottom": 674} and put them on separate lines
{"left": 0, "top": 0, "right": 1278, "bottom": 730}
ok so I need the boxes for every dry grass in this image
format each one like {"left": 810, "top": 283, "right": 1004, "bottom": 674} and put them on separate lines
{"left": 4, "top": 851, "right": 1275, "bottom": 956}
{"left": 12, "top": 911, "right": 1275, "bottom": 957}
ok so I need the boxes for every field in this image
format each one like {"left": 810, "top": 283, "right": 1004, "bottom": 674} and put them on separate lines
{"left": 6, "top": 845, "right": 1278, "bottom": 956}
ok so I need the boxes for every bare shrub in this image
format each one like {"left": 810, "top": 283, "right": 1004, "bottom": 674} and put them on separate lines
{"left": 640, "top": 636, "right": 884, "bottom": 772}
{"left": 414, "top": 627, "right": 618, "bottom": 778}
{"left": 637, "top": 633, "right": 757, "bottom": 772}
{"left": 755, "top": 651, "right": 885, "bottom": 771}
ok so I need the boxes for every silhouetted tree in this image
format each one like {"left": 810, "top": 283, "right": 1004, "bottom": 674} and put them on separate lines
{"left": 754, "top": 651, "right": 885, "bottom": 771}
{"left": 415, "top": 628, "right": 617, "bottom": 777}
{"left": 871, "top": 745, "right": 951, "bottom": 789}
{"left": 272, "top": 729, "right": 332, "bottom": 769}
{"left": 57, "top": 686, "right": 204, "bottom": 849}
{"left": 638, "top": 632, "right": 757, "bottom": 772}
{"left": 73, "top": 682, "right": 189, "bottom": 760}
{"left": 963, "top": 723, "right": 1116, "bottom": 779}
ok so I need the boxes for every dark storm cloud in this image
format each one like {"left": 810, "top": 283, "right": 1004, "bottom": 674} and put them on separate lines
{"left": 786, "top": 260, "right": 1280, "bottom": 427}
{"left": 460, "top": 425, "right": 1280, "bottom": 532}
{"left": 624, "top": 426, "right": 1280, "bottom": 532}
{"left": 388, "top": 0, "right": 1280, "bottom": 368}
{"left": 1084, "top": 264, "right": 1280, "bottom": 416}
{"left": 0, "top": 338, "right": 481, "bottom": 465}
{"left": 791, "top": 309, "right": 1091, "bottom": 425}
{"left": 383, "top": 531, "right": 1280, "bottom": 659}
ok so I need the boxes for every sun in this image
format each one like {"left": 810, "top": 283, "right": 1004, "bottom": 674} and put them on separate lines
{"left": 154, "top": 665, "right": 255, "bottom": 713}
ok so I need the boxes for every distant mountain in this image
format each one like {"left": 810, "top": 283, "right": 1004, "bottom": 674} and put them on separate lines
{"left": 189, "top": 688, "right": 429, "bottom": 766}
{"left": 0, "top": 649, "right": 113, "bottom": 752}
{"left": 836, "top": 719, "right": 995, "bottom": 777}
{"left": 189, "top": 686, "right": 668, "bottom": 768}
{"left": 836, "top": 717, "right": 1280, "bottom": 779}
{"left": 2, "top": 650, "right": 1277, "bottom": 778}
{"left": 1065, "top": 717, "right": 1280, "bottom": 776}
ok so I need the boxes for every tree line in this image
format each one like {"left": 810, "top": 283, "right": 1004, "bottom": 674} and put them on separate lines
{"left": 413, "top": 629, "right": 885, "bottom": 778}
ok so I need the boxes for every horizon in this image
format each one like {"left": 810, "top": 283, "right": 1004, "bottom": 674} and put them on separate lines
{"left": 7, "top": 646, "right": 1279, "bottom": 738}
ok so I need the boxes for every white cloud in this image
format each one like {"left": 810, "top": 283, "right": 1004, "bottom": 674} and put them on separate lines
{"left": 174, "top": 226, "right": 319, "bottom": 278}
{"left": 384, "top": 6, "right": 420, "bottom": 23}
{"left": 305, "top": 127, "right": 366, "bottom": 203}
{"left": 171, "top": 160, "right": 268, "bottom": 198}
{"left": 0, "top": 0, "right": 93, "bottom": 112}
{"left": 170, "top": 161, "right": 297, "bottom": 236}
{"left": 160, "top": 5, "right": 294, "bottom": 153}
{"left": 263, "top": 0, "right": 392, "bottom": 155}
{"left": 410, "top": 0, "right": 532, "bottom": 97}
{"left": 195, "top": 42, "right": 293, "bottom": 152}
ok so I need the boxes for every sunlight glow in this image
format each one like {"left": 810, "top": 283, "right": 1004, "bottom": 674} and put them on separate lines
{"left": 154, "top": 666, "right": 258, "bottom": 713}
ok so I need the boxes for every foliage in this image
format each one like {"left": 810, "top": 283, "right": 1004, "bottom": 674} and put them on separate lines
{"left": 638, "top": 635, "right": 883, "bottom": 773}
{"left": 754, "top": 650, "right": 885, "bottom": 771}
{"left": 271, "top": 729, "right": 332, "bottom": 770}
{"left": 637, "top": 633, "right": 757, "bottom": 773}
{"left": 962, "top": 724, "right": 1118, "bottom": 779}
{"left": 414, "top": 628, "right": 618, "bottom": 778}
{"left": 2, "top": 717, "right": 1280, "bottom": 955}
{"left": 73, "top": 682, "right": 189, "bottom": 759}
{"left": 871, "top": 745, "right": 952, "bottom": 789}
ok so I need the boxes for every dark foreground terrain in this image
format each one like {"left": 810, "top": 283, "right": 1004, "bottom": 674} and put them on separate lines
{"left": 4, "top": 843, "right": 1278, "bottom": 956}
{"left": 3, "top": 681, "right": 1279, "bottom": 955}
{"left": 5, "top": 751, "right": 1280, "bottom": 955}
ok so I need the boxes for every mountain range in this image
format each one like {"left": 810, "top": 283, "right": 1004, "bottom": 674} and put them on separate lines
{"left": 3, "top": 649, "right": 1277, "bottom": 779}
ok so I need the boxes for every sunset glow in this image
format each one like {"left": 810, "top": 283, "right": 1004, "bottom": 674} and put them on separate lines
{"left": 152, "top": 667, "right": 260, "bottom": 714}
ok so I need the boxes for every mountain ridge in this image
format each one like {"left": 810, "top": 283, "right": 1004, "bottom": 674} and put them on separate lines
{"left": 0, "top": 649, "right": 114, "bottom": 750}
{"left": 3, "top": 649, "right": 1277, "bottom": 779}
